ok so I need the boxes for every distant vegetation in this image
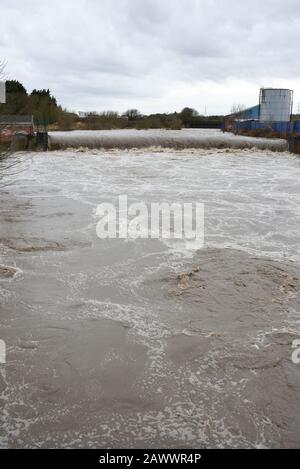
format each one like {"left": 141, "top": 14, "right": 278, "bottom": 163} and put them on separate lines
{"left": 0, "top": 80, "right": 224, "bottom": 131}
{"left": 1, "top": 80, "right": 73, "bottom": 130}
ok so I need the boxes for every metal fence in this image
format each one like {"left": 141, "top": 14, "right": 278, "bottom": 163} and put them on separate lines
{"left": 233, "top": 120, "right": 300, "bottom": 136}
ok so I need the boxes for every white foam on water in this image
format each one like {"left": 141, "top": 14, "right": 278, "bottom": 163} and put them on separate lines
{"left": 6, "top": 141, "right": 300, "bottom": 262}
{"left": 48, "top": 129, "right": 288, "bottom": 152}
{"left": 1, "top": 137, "right": 300, "bottom": 449}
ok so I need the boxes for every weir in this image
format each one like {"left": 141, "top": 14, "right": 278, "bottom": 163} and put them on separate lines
{"left": 48, "top": 129, "right": 288, "bottom": 152}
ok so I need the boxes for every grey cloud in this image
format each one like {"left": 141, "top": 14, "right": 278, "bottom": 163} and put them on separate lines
{"left": 1, "top": 0, "right": 300, "bottom": 113}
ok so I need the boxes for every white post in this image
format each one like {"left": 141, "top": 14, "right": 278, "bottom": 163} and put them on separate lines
{"left": 0, "top": 81, "right": 6, "bottom": 103}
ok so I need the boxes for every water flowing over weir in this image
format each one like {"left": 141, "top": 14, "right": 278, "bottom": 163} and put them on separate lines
{"left": 48, "top": 129, "right": 288, "bottom": 151}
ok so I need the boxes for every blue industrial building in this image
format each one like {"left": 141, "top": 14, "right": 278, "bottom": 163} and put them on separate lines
{"left": 225, "top": 88, "right": 299, "bottom": 138}
{"left": 236, "top": 105, "right": 260, "bottom": 120}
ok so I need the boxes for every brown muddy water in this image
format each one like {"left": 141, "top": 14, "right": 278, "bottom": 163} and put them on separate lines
{"left": 1, "top": 139, "right": 300, "bottom": 448}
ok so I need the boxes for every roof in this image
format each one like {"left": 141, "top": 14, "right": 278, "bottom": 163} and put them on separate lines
{"left": 0, "top": 115, "right": 33, "bottom": 125}
{"left": 227, "top": 105, "right": 260, "bottom": 120}
{"left": 260, "top": 88, "right": 293, "bottom": 92}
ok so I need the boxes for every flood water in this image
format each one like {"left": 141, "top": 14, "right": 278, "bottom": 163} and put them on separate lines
{"left": 49, "top": 128, "right": 288, "bottom": 151}
{"left": 1, "top": 134, "right": 300, "bottom": 448}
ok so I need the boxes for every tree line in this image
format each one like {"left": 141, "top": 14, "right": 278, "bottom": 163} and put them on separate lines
{"left": 0, "top": 79, "right": 224, "bottom": 131}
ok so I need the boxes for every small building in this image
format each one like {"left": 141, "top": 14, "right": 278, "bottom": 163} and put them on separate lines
{"left": 224, "top": 105, "right": 260, "bottom": 132}
{"left": 78, "top": 111, "right": 89, "bottom": 119}
{"left": 0, "top": 115, "right": 34, "bottom": 142}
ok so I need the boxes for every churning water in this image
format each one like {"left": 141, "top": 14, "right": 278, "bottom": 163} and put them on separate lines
{"left": 49, "top": 128, "right": 288, "bottom": 151}
{"left": 1, "top": 135, "right": 300, "bottom": 448}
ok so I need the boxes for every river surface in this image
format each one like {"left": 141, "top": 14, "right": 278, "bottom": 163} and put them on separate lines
{"left": 49, "top": 128, "right": 287, "bottom": 151}
{"left": 1, "top": 138, "right": 300, "bottom": 448}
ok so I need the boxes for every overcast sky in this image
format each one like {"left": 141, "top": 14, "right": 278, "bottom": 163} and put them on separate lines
{"left": 1, "top": 0, "right": 300, "bottom": 115}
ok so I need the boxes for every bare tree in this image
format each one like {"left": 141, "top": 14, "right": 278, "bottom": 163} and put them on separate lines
{"left": 230, "top": 103, "right": 246, "bottom": 117}
{"left": 229, "top": 104, "right": 247, "bottom": 135}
